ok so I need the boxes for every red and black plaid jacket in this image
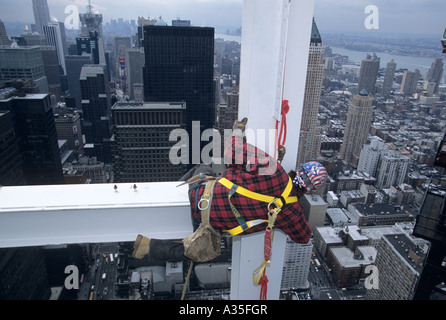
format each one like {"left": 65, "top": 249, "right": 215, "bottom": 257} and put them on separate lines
{"left": 190, "top": 134, "right": 311, "bottom": 244}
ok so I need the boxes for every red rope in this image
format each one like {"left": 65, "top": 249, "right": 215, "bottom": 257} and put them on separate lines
{"left": 275, "top": 99, "right": 289, "bottom": 159}
{"left": 259, "top": 270, "right": 268, "bottom": 300}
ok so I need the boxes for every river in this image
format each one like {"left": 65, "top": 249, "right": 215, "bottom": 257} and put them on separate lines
{"left": 324, "top": 47, "right": 438, "bottom": 75}
{"left": 214, "top": 34, "right": 443, "bottom": 79}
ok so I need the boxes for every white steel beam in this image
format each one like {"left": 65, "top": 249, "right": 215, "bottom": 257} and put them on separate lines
{"left": 0, "top": 182, "right": 193, "bottom": 248}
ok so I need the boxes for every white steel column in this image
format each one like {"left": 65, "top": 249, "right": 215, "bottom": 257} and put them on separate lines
{"left": 231, "top": 0, "right": 315, "bottom": 300}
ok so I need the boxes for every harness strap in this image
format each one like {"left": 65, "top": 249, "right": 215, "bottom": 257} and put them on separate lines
{"left": 218, "top": 177, "right": 297, "bottom": 209}
{"left": 228, "top": 185, "right": 249, "bottom": 232}
{"left": 218, "top": 177, "right": 297, "bottom": 236}
{"left": 199, "top": 179, "right": 217, "bottom": 226}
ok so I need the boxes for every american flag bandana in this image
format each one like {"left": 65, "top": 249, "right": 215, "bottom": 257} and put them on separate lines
{"left": 293, "top": 162, "right": 327, "bottom": 191}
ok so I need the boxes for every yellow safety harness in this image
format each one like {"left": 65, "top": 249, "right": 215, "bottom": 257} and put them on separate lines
{"left": 218, "top": 177, "right": 298, "bottom": 236}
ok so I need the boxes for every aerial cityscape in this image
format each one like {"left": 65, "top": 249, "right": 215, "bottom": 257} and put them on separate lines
{"left": 0, "top": 0, "right": 445, "bottom": 304}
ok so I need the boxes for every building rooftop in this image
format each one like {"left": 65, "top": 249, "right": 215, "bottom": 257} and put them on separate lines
{"left": 112, "top": 101, "right": 186, "bottom": 110}
{"left": 359, "top": 225, "right": 402, "bottom": 241}
{"left": 315, "top": 226, "right": 344, "bottom": 244}
{"left": 383, "top": 233, "right": 427, "bottom": 275}
{"left": 351, "top": 203, "right": 411, "bottom": 217}
{"left": 326, "top": 207, "right": 358, "bottom": 226}
{"left": 303, "top": 193, "right": 327, "bottom": 206}
{"left": 330, "top": 246, "right": 376, "bottom": 268}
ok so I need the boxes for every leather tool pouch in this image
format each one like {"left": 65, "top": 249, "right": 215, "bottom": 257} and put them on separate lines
{"left": 183, "top": 179, "right": 221, "bottom": 262}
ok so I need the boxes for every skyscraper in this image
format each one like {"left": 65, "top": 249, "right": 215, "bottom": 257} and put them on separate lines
{"left": 43, "top": 22, "right": 68, "bottom": 75}
{"left": 0, "top": 20, "right": 11, "bottom": 46}
{"left": 142, "top": 25, "right": 215, "bottom": 165}
{"left": 339, "top": 90, "right": 373, "bottom": 167}
{"left": 376, "top": 150, "right": 411, "bottom": 189}
{"left": 382, "top": 59, "right": 396, "bottom": 97}
{"left": 0, "top": 93, "right": 64, "bottom": 185}
{"left": 296, "top": 18, "right": 324, "bottom": 167}
{"left": 80, "top": 64, "right": 113, "bottom": 163}
{"left": 426, "top": 58, "right": 444, "bottom": 94}
{"left": 125, "top": 48, "right": 144, "bottom": 102}
{"left": 365, "top": 233, "right": 427, "bottom": 300}
{"left": 0, "top": 45, "right": 49, "bottom": 94}
{"left": 40, "top": 46, "right": 62, "bottom": 101}
{"left": 357, "top": 136, "right": 388, "bottom": 177}
{"left": 358, "top": 53, "right": 380, "bottom": 96}
{"left": 0, "top": 109, "right": 25, "bottom": 186}
{"left": 112, "top": 101, "right": 188, "bottom": 182}
{"left": 65, "top": 54, "right": 94, "bottom": 109}
{"left": 400, "top": 69, "right": 420, "bottom": 96}
{"left": 32, "top": 0, "right": 51, "bottom": 34}
{"left": 281, "top": 239, "right": 313, "bottom": 290}
{"left": 78, "top": 2, "right": 106, "bottom": 65}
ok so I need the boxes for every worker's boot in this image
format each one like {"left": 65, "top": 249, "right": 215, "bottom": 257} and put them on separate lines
{"left": 132, "top": 234, "right": 151, "bottom": 259}
{"left": 132, "top": 235, "right": 185, "bottom": 262}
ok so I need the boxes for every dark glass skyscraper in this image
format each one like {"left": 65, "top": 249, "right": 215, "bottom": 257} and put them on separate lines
{"left": 80, "top": 64, "right": 113, "bottom": 163}
{"left": 0, "top": 93, "right": 64, "bottom": 185}
{"left": 142, "top": 26, "right": 215, "bottom": 165}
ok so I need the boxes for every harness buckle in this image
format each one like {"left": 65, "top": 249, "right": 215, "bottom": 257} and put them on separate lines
{"left": 267, "top": 196, "right": 286, "bottom": 213}
{"left": 198, "top": 198, "right": 210, "bottom": 211}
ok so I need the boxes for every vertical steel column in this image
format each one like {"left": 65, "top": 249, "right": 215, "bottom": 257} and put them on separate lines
{"left": 231, "top": 0, "right": 315, "bottom": 300}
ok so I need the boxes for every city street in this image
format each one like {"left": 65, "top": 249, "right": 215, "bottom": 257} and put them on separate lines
{"left": 78, "top": 243, "right": 119, "bottom": 300}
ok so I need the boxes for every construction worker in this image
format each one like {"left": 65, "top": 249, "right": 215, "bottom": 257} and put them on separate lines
{"left": 132, "top": 119, "right": 327, "bottom": 262}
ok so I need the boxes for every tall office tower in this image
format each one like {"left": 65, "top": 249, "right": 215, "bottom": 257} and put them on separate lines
{"left": 296, "top": 18, "right": 324, "bottom": 167}
{"left": 0, "top": 20, "right": 11, "bottom": 45}
{"left": 112, "top": 101, "right": 188, "bottom": 182}
{"left": 142, "top": 26, "right": 215, "bottom": 165}
{"left": 80, "top": 64, "right": 113, "bottom": 163}
{"left": 0, "top": 94, "right": 64, "bottom": 185}
{"left": 216, "top": 89, "right": 239, "bottom": 155}
{"left": 126, "top": 48, "right": 144, "bottom": 101}
{"left": 0, "top": 110, "right": 25, "bottom": 186}
{"left": 382, "top": 59, "right": 396, "bottom": 97}
{"left": 358, "top": 53, "right": 380, "bottom": 96}
{"left": 0, "top": 45, "right": 49, "bottom": 94}
{"left": 400, "top": 69, "right": 420, "bottom": 96}
{"left": 376, "top": 150, "right": 411, "bottom": 189}
{"left": 65, "top": 54, "right": 93, "bottom": 109}
{"left": 32, "top": 0, "right": 51, "bottom": 34}
{"left": 43, "top": 22, "right": 67, "bottom": 74}
{"left": 76, "top": 31, "right": 102, "bottom": 64}
{"left": 339, "top": 90, "right": 373, "bottom": 167}
{"left": 365, "top": 233, "right": 427, "bottom": 300}
{"left": 426, "top": 58, "right": 444, "bottom": 94}
{"left": 79, "top": 1, "right": 103, "bottom": 37}
{"left": 357, "top": 136, "right": 388, "bottom": 177}
{"left": 281, "top": 239, "right": 313, "bottom": 290}
{"left": 79, "top": 2, "right": 106, "bottom": 65}
{"left": 40, "top": 46, "right": 62, "bottom": 102}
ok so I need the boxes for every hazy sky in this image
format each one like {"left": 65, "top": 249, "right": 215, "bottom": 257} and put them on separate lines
{"left": 0, "top": 0, "right": 444, "bottom": 36}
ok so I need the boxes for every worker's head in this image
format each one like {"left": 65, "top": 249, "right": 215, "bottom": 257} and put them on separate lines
{"left": 291, "top": 161, "right": 327, "bottom": 193}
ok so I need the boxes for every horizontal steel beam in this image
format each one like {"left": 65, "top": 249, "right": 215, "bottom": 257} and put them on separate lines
{"left": 0, "top": 182, "right": 193, "bottom": 248}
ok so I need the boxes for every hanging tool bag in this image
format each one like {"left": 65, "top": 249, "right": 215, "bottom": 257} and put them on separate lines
{"left": 183, "top": 179, "right": 221, "bottom": 262}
